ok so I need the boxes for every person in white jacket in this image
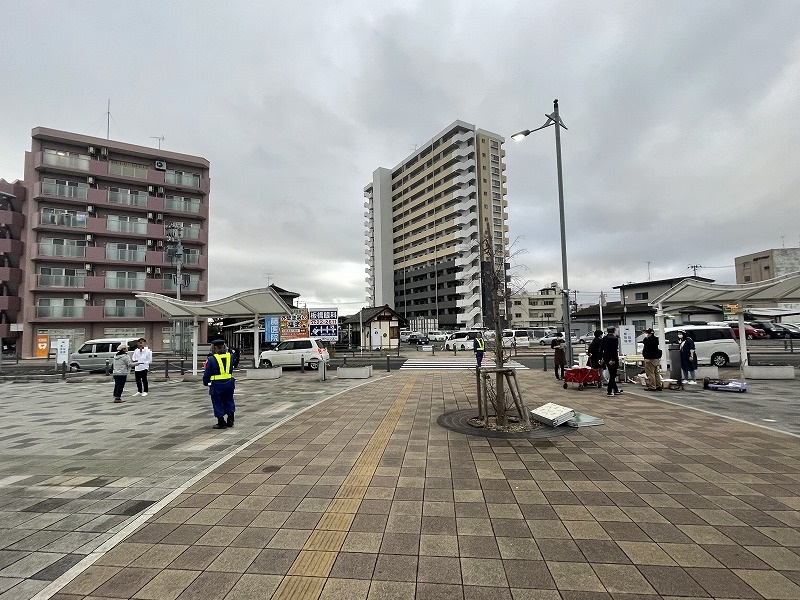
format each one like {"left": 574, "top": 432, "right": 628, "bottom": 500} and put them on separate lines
{"left": 131, "top": 338, "right": 153, "bottom": 397}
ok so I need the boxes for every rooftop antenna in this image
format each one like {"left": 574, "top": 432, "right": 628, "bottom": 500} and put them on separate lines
{"left": 646, "top": 261, "right": 651, "bottom": 281}
{"left": 688, "top": 264, "right": 702, "bottom": 276}
{"left": 149, "top": 135, "right": 165, "bottom": 150}
{"left": 106, "top": 99, "right": 111, "bottom": 139}
{"left": 264, "top": 273, "right": 273, "bottom": 287}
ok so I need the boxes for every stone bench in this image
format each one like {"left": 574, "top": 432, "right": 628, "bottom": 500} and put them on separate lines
{"left": 244, "top": 367, "right": 282, "bottom": 380}
{"left": 743, "top": 365, "right": 795, "bottom": 380}
{"left": 337, "top": 365, "right": 372, "bottom": 379}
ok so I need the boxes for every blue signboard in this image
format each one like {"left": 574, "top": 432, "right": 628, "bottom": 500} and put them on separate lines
{"left": 308, "top": 308, "right": 339, "bottom": 341}
{"left": 264, "top": 316, "right": 280, "bottom": 343}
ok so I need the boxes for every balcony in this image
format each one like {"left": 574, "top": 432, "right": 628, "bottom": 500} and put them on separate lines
{"left": 42, "top": 151, "right": 90, "bottom": 171}
{"left": 164, "top": 197, "right": 201, "bottom": 213}
{"left": 165, "top": 171, "right": 200, "bottom": 188}
{"left": 105, "top": 276, "right": 147, "bottom": 291}
{"left": 39, "top": 243, "right": 87, "bottom": 258}
{"left": 162, "top": 277, "right": 199, "bottom": 293}
{"left": 37, "top": 274, "right": 86, "bottom": 288}
{"left": 106, "top": 219, "right": 148, "bottom": 235}
{"left": 38, "top": 212, "right": 89, "bottom": 229}
{"left": 0, "top": 209, "right": 24, "bottom": 230}
{"left": 0, "top": 238, "right": 23, "bottom": 254}
{"left": 39, "top": 181, "right": 89, "bottom": 200}
{"left": 36, "top": 305, "right": 86, "bottom": 318}
{"left": 0, "top": 266, "right": 22, "bottom": 285}
{"left": 108, "top": 190, "right": 148, "bottom": 207}
{"left": 105, "top": 248, "right": 147, "bottom": 262}
{"left": 109, "top": 161, "right": 149, "bottom": 179}
{"left": 104, "top": 305, "right": 145, "bottom": 318}
{"left": 0, "top": 296, "right": 22, "bottom": 312}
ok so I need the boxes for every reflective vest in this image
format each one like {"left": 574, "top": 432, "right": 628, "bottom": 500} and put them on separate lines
{"left": 475, "top": 338, "right": 485, "bottom": 351}
{"left": 210, "top": 353, "right": 232, "bottom": 381}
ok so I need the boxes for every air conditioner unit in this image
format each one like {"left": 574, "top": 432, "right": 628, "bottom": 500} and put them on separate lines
{"left": 154, "top": 267, "right": 162, "bottom": 276}
{"left": 155, "top": 160, "right": 167, "bottom": 170}
{"left": 156, "top": 240, "right": 164, "bottom": 249}
{"left": 87, "top": 176, "right": 95, "bottom": 185}
{"left": 83, "top": 293, "right": 91, "bottom": 301}
{"left": 146, "top": 266, "right": 152, "bottom": 274}
{"left": 85, "top": 263, "right": 93, "bottom": 272}
{"left": 87, "top": 205, "right": 94, "bottom": 214}
{"left": 156, "top": 213, "right": 164, "bottom": 222}
{"left": 157, "top": 187, "right": 165, "bottom": 196}
{"left": 100, "top": 147, "right": 108, "bottom": 158}
{"left": 88, "top": 146, "right": 96, "bottom": 155}
{"left": 147, "top": 212, "right": 155, "bottom": 220}
{"left": 147, "top": 185, "right": 155, "bottom": 194}
{"left": 85, "top": 234, "right": 94, "bottom": 242}
{"left": 146, "top": 239, "right": 154, "bottom": 247}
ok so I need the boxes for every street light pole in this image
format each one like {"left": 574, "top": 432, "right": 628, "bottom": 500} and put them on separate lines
{"left": 512, "top": 98, "right": 573, "bottom": 365}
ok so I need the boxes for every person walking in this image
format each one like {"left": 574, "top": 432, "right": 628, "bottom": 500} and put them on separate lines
{"left": 641, "top": 328, "right": 663, "bottom": 391}
{"left": 551, "top": 332, "right": 567, "bottom": 380}
{"left": 600, "top": 326, "right": 623, "bottom": 396}
{"left": 203, "top": 339, "right": 236, "bottom": 429}
{"left": 473, "top": 333, "right": 485, "bottom": 367}
{"left": 586, "top": 330, "right": 605, "bottom": 383}
{"left": 131, "top": 338, "right": 152, "bottom": 397}
{"left": 679, "top": 330, "right": 698, "bottom": 384}
{"left": 112, "top": 344, "right": 136, "bottom": 403}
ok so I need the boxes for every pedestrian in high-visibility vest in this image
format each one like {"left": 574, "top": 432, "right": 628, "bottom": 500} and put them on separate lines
{"left": 474, "top": 334, "right": 485, "bottom": 367}
{"left": 202, "top": 339, "right": 236, "bottom": 429}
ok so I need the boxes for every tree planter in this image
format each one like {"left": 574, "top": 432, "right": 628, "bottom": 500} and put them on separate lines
{"left": 336, "top": 365, "right": 372, "bottom": 379}
{"left": 246, "top": 367, "right": 282, "bottom": 380}
{"left": 743, "top": 365, "right": 795, "bottom": 380}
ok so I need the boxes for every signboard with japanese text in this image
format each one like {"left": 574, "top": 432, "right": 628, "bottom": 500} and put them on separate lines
{"left": 280, "top": 309, "right": 309, "bottom": 341}
{"left": 723, "top": 304, "right": 739, "bottom": 321}
{"left": 619, "top": 325, "right": 637, "bottom": 356}
{"left": 308, "top": 308, "right": 339, "bottom": 341}
{"left": 35, "top": 334, "right": 49, "bottom": 358}
{"left": 55, "top": 339, "right": 70, "bottom": 367}
{"left": 264, "top": 316, "right": 280, "bottom": 343}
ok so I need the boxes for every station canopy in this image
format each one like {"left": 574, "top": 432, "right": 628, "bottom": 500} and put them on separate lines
{"left": 649, "top": 271, "right": 800, "bottom": 307}
{"left": 135, "top": 287, "right": 293, "bottom": 319}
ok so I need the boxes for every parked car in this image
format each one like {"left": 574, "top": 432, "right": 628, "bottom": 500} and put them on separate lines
{"left": 399, "top": 330, "right": 415, "bottom": 342}
{"left": 501, "top": 329, "right": 532, "bottom": 348}
{"left": 427, "top": 330, "right": 448, "bottom": 342}
{"left": 774, "top": 323, "right": 800, "bottom": 338}
{"left": 537, "top": 333, "right": 559, "bottom": 346}
{"left": 749, "top": 321, "right": 786, "bottom": 339}
{"left": 664, "top": 325, "right": 740, "bottom": 367}
{"left": 259, "top": 338, "right": 329, "bottom": 369}
{"left": 577, "top": 332, "right": 597, "bottom": 344}
{"left": 69, "top": 338, "right": 140, "bottom": 372}
{"left": 407, "top": 333, "right": 430, "bottom": 345}
{"left": 709, "top": 322, "right": 766, "bottom": 340}
{"left": 444, "top": 330, "right": 482, "bottom": 350}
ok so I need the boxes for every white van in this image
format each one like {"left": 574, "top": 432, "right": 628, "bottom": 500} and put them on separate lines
{"left": 663, "top": 326, "right": 740, "bottom": 367}
{"left": 501, "top": 329, "right": 532, "bottom": 348}
{"left": 69, "top": 338, "right": 139, "bottom": 372}
{"left": 444, "top": 330, "right": 483, "bottom": 350}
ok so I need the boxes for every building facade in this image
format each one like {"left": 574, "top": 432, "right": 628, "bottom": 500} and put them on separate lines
{"left": 364, "top": 120, "right": 508, "bottom": 330}
{"left": 10, "top": 127, "right": 210, "bottom": 358}
{"left": 509, "top": 283, "right": 563, "bottom": 329}
{"left": 0, "top": 179, "right": 26, "bottom": 351}
{"left": 735, "top": 248, "right": 800, "bottom": 284}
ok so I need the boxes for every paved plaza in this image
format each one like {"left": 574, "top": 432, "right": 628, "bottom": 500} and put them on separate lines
{"left": 0, "top": 361, "right": 799, "bottom": 599}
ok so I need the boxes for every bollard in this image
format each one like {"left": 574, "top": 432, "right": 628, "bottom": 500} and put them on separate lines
{"left": 61, "top": 361, "right": 67, "bottom": 380}
{"left": 105, "top": 359, "right": 111, "bottom": 376}
{"left": 300, "top": 357, "right": 305, "bottom": 373}
{"left": 386, "top": 355, "right": 391, "bottom": 372}
{"left": 343, "top": 356, "right": 347, "bottom": 367}
{"left": 319, "top": 360, "right": 327, "bottom": 381}
{"left": 542, "top": 354, "right": 548, "bottom": 371}
{"left": 165, "top": 359, "right": 170, "bottom": 380}
{"left": 432, "top": 344, "right": 435, "bottom": 356}
{"left": 453, "top": 344, "right": 457, "bottom": 356}
{"left": 180, "top": 360, "right": 185, "bottom": 375}
{"left": 397, "top": 344, "right": 400, "bottom": 357}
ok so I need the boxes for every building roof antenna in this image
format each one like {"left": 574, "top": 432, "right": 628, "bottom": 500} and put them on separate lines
{"left": 150, "top": 135, "right": 165, "bottom": 150}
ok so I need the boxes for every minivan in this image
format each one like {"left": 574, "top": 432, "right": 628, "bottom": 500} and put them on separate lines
{"left": 69, "top": 338, "right": 139, "bottom": 372}
{"left": 501, "top": 329, "right": 532, "bottom": 348}
{"left": 663, "top": 326, "right": 740, "bottom": 367}
{"left": 444, "top": 330, "right": 483, "bottom": 350}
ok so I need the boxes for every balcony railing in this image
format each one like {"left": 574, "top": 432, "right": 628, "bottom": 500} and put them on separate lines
{"left": 39, "top": 243, "right": 87, "bottom": 258}
{"left": 109, "top": 190, "right": 148, "bottom": 207}
{"left": 36, "top": 305, "right": 86, "bottom": 318}
{"left": 104, "top": 305, "right": 145, "bottom": 318}
{"left": 105, "top": 277, "right": 146, "bottom": 290}
{"left": 182, "top": 253, "right": 200, "bottom": 265}
{"left": 165, "top": 172, "right": 200, "bottom": 187}
{"left": 43, "top": 153, "right": 90, "bottom": 171}
{"left": 40, "top": 212, "right": 89, "bottom": 228}
{"left": 106, "top": 248, "right": 147, "bottom": 261}
{"left": 107, "top": 220, "right": 148, "bottom": 235}
{"left": 165, "top": 197, "right": 201, "bottom": 213}
{"left": 37, "top": 274, "right": 86, "bottom": 288}
{"left": 162, "top": 278, "right": 199, "bottom": 292}
{"left": 109, "top": 161, "right": 148, "bottom": 179}
{"left": 41, "top": 181, "right": 89, "bottom": 199}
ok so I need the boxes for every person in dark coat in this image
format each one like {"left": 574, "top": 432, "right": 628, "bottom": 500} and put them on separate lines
{"left": 679, "top": 330, "right": 698, "bottom": 384}
{"left": 551, "top": 333, "right": 567, "bottom": 380}
{"left": 587, "top": 330, "right": 604, "bottom": 369}
{"left": 473, "top": 334, "right": 485, "bottom": 367}
{"left": 599, "top": 326, "right": 622, "bottom": 396}
{"left": 203, "top": 339, "right": 236, "bottom": 429}
{"left": 641, "top": 328, "right": 663, "bottom": 390}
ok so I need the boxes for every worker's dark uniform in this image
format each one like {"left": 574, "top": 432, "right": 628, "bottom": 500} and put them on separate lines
{"left": 474, "top": 337, "right": 485, "bottom": 367}
{"left": 202, "top": 352, "right": 235, "bottom": 428}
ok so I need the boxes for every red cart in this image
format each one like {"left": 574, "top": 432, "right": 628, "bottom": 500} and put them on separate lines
{"left": 563, "top": 367, "right": 602, "bottom": 390}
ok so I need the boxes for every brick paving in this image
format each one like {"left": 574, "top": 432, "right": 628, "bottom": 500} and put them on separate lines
{"left": 8, "top": 365, "right": 800, "bottom": 599}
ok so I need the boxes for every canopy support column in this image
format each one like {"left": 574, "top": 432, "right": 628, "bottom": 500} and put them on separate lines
{"left": 254, "top": 314, "right": 260, "bottom": 368}
{"left": 191, "top": 316, "right": 199, "bottom": 376}
{"left": 657, "top": 303, "right": 667, "bottom": 374}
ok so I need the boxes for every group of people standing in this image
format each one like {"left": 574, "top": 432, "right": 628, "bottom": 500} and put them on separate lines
{"left": 111, "top": 338, "right": 152, "bottom": 403}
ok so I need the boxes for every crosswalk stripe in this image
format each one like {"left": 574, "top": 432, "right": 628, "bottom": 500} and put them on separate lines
{"left": 400, "top": 359, "right": 529, "bottom": 371}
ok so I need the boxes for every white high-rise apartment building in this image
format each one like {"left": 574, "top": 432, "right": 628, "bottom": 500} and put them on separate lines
{"left": 364, "top": 120, "right": 509, "bottom": 330}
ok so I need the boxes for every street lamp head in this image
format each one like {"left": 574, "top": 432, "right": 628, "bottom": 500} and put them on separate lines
{"left": 511, "top": 130, "right": 531, "bottom": 141}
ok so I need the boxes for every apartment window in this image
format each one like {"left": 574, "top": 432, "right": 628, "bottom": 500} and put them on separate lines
{"left": 492, "top": 192, "right": 501, "bottom": 200}
{"left": 491, "top": 167, "right": 500, "bottom": 175}
{"left": 483, "top": 178, "right": 487, "bottom": 183}
{"left": 106, "top": 271, "right": 146, "bottom": 290}
{"left": 490, "top": 153, "right": 499, "bottom": 162}
{"left": 634, "top": 292, "right": 649, "bottom": 301}
{"left": 107, "top": 215, "right": 147, "bottom": 234}
{"left": 494, "top": 231, "right": 502, "bottom": 239}
{"left": 742, "top": 261, "right": 750, "bottom": 268}
{"left": 493, "top": 218, "right": 502, "bottom": 226}
{"left": 40, "top": 207, "right": 88, "bottom": 228}
{"left": 43, "top": 148, "right": 90, "bottom": 170}
{"left": 513, "top": 300, "right": 522, "bottom": 306}
{"left": 39, "top": 238, "right": 87, "bottom": 258}
{"left": 42, "top": 177, "right": 89, "bottom": 199}
{"left": 182, "top": 248, "right": 201, "bottom": 265}
{"left": 165, "top": 170, "right": 201, "bottom": 187}
{"left": 744, "top": 275, "right": 751, "bottom": 282}
{"left": 104, "top": 299, "right": 145, "bottom": 318}
{"left": 492, "top": 205, "right": 502, "bottom": 213}
{"left": 37, "top": 267, "right": 86, "bottom": 288}
{"left": 544, "top": 300, "right": 554, "bottom": 306}
{"left": 764, "top": 265, "right": 770, "bottom": 271}
{"left": 481, "top": 152, "right": 486, "bottom": 157}
{"left": 494, "top": 244, "right": 503, "bottom": 253}
{"left": 109, "top": 159, "right": 149, "bottom": 179}
{"left": 36, "top": 297, "right": 86, "bottom": 318}
{"left": 492, "top": 179, "right": 501, "bottom": 188}
{"left": 490, "top": 140, "right": 499, "bottom": 149}
{"left": 107, "top": 243, "right": 146, "bottom": 261}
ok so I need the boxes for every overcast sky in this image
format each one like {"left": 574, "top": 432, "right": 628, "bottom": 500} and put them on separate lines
{"left": 2, "top": 0, "right": 799, "bottom": 313}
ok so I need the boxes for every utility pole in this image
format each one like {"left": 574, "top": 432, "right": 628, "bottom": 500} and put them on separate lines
{"left": 688, "top": 264, "right": 702, "bottom": 276}
{"left": 167, "top": 224, "right": 185, "bottom": 354}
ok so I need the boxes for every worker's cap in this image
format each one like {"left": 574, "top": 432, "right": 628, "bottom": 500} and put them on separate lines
{"left": 211, "top": 339, "right": 227, "bottom": 347}
{"left": 646, "top": 328, "right": 654, "bottom": 334}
